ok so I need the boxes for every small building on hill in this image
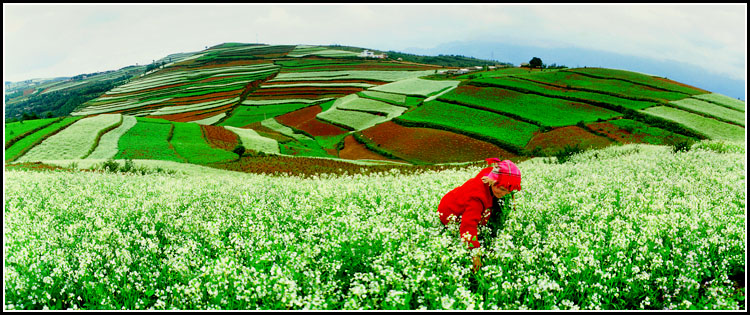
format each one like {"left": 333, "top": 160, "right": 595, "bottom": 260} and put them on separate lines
{"left": 359, "top": 50, "right": 386, "bottom": 59}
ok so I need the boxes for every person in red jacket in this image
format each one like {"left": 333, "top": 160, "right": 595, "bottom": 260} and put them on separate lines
{"left": 437, "top": 158, "right": 522, "bottom": 272}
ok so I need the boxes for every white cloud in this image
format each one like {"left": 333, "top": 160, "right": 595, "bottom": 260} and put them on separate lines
{"left": 3, "top": 4, "right": 746, "bottom": 82}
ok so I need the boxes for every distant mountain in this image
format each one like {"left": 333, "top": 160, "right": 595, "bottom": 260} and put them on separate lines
{"left": 400, "top": 40, "right": 745, "bottom": 101}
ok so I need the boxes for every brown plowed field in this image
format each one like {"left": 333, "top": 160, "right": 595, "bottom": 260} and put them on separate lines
{"left": 524, "top": 126, "right": 613, "bottom": 155}
{"left": 275, "top": 105, "right": 348, "bottom": 137}
{"left": 338, "top": 135, "right": 402, "bottom": 162}
{"left": 201, "top": 125, "right": 239, "bottom": 150}
{"left": 358, "top": 121, "right": 517, "bottom": 164}
{"left": 148, "top": 104, "right": 233, "bottom": 122}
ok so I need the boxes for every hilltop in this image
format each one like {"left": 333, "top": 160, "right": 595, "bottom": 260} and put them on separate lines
{"left": 4, "top": 43, "right": 746, "bottom": 172}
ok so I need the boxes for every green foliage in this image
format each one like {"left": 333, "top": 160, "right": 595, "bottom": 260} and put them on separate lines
{"left": 438, "top": 85, "right": 620, "bottom": 127}
{"left": 383, "top": 51, "right": 510, "bottom": 67}
{"left": 670, "top": 139, "right": 695, "bottom": 153}
{"left": 396, "top": 100, "right": 538, "bottom": 152}
{"left": 529, "top": 57, "right": 543, "bottom": 68}
{"left": 114, "top": 118, "right": 185, "bottom": 162}
{"left": 219, "top": 103, "right": 311, "bottom": 127}
{"left": 554, "top": 144, "right": 585, "bottom": 164}
{"left": 4, "top": 117, "right": 60, "bottom": 147}
{"left": 4, "top": 117, "right": 83, "bottom": 162}
{"left": 169, "top": 122, "right": 237, "bottom": 165}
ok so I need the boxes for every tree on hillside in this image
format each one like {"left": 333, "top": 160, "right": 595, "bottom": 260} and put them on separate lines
{"left": 233, "top": 145, "right": 246, "bottom": 161}
{"left": 529, "top": 57, "right": 543, "bottom": 68}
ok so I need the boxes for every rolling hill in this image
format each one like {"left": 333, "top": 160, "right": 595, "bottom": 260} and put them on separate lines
{"left": 4, "top": 42, "right": 746, "bottom": 172}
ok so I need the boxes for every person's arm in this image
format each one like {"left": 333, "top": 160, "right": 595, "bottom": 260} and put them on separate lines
{"left": 459, "top": 199, "right": 483, "bottom": 250}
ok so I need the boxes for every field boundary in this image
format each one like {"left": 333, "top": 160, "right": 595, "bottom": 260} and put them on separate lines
{"left": 560, "top": 69, "right": 697, "bottom": 96}
{"left": 4, "top": 117, "right": 63, "bottom": 149}
{"left": 434, "top": 98, "right": 546, "bottom": 128}
{"left": 511, "top": 75, "right": 671, "bottom": 104}
{"left": 6, "top": 118, "right": 82, "bottom": 162}
{"left": 81, "top": 115, "right": 125, "bottom": 159}
{"left": 392, "top": 118, "right": 525, "bottom": 155}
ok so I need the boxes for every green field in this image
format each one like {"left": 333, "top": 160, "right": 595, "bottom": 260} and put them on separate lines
{"left": 169, "top": 122, "right": 238, "bottom": 164}
{"left": 693, "top": 93, "right": 746, "bottom": 112}
{"left": 641, "top": 106, "right": 745, "bottom": 142}
{"left": 368, "top": 78, "right": 460, "bottom": 97}
{"left": 220, "top": 103, "right": 314, "bottom": 128}
{"left": 4, "top": 117, "right": 83, "bottom": 162}
{"left": 114, "top": 117, "right": 185, "bottom": 162}
{"left": 87, "top": 116, "right": 139, "bottom": 160}
{"left": 5, "top": 118, "right": 60, "bottom": 146}
{"left": 669, "top": 98, "right": 745, "bottom": 126}
{"left": 396, "top": 100, "right": 539, "bottom": 149}
{"left": 439, "top": 85, "right": 621, "bottom": 127}
{"left": 224, "top": 126, "right": 280, "bottom": 154}
{"left": 470, "top": 77, "right": 656, "bottom": 111}
{"left": 564, "top": 68, "right": 706, "bottom": 95}
{"left": 519, "top": 70, "right": 688, "bottom": 102}
{"left": 17, "top": 114, "right": 123, "bottom": 162}
{"left": 607, "top": 119, "right": 695, "bottom": 145}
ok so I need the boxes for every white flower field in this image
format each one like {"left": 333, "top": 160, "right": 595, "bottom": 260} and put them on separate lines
{"left": 3, "top": 141, "right": 746, "bottom": 310}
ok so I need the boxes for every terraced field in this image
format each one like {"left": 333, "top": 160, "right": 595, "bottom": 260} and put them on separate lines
{"left": 274, "top": 103, "right": 348, "bottom": 137}
{"left": 395, "top": 100, "right": 540, "bottom": 151}
{"left": 356, "top": 121, "right": 517, "bottom": 164}
{"left": 669, "top": 98, "right": 745, "bottom": 126}
{"left": 4, "top": 117, "right": 83, "bottom": 162}
{"left": 641, "top": 106, "right": 745, "bottom": 142}
{"left": 563, "top": 67, "right": 708, "bottom": 95}
{"left": 524, "top": 126, "right": 613, "bottom": 156}
{"left": 368, "top": 78, "right": 460, "bottom": 98}
{"left": 17, "top": 114, "right": 123, "bottom": 162}
{"left": 586, "top": 119, "right": 694, "bottom": 146}
{"left": 439, "top": 85, "right": 621, "bottom": 127}
{"left": 693, "top": 93, "right": 745, "bottom": 112}
{"left": 470, "top": 76, "right": 656, "bottom": 111}
{"left": 4, "top": 117, "right": 60, "bottom": 147}
{"left": 170, "top": 122, "right": 238, "bottom": 164}
{"left": 113, "top": 117, "right": 185, "bottom": 162}
{"left": 316, "top": 94, "right": 406, "bottom": 131}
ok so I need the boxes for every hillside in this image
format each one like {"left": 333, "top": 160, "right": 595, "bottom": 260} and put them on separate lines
{"left": 4, "top": 43, "right": 746, "bottom": 170}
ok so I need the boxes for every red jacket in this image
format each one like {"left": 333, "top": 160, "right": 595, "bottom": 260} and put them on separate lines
{"left": 437, "top": 167, "right": 494, "bottom": 249}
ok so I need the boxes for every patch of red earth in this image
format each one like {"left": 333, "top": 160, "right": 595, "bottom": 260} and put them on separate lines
{"left": 201, "top": 125, "right": 239, "bottom": 150}
{"left": 524, "top": 125, "right": 613, "bottom": 155}
{"left": 339, "top": 135, "right": 402, "bottom": 162}
{"left": 275, "top": 105, "right": 348, "bottom": 137}
{"left": 586, "top": 122, "right": 644, "bottom": 144}
{"left": 454, "top": 85, "right": 519, "bottom": 99}
{"left": 244, "top": 94, "right": 342, "bottom": 100}
{"left": 651, "top": 77, "right": 709, "bottom": 93}
{"left": 148, "top": 104, "right": 232, "bottom": 122}
{"left": 168, "top": 90, "right": 242, "bottom": 104}
{"left": 359, "top": 121, "right": 517, "bottom": 164}
{"left": 23, "top": 88, "right": 35, "bottom": 96}
{"left": 263, "top": 79, "right": 388, "bottom": 85}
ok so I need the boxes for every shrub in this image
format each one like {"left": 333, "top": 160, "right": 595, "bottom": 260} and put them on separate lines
{"left": 555, "top": 144, "right": 585, "bottom": 164}
{"left": 670, "top": 139, "right": 694, "bottom": 153}
{"left": 233, "top": 145, "right": 246, "bottom": 160}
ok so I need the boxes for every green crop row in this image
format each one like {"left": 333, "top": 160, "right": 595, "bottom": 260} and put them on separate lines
{"left": 220, "top": 103, "right": 313, "bottom": 128}
{"left": 5, "top": 117, "right": 61, "bottom": 148}
{"left": 87, "top": 116, "right": 139, "bottom": 160}
{"left": 368, "top": 78, "right": 460, "bottom": 97}
{"left": 4, "top": 117, "right": 83, "bottom": 162}
{"left": 114, "top": 117, "right": 186, "bottom": 163}
{"left": 641, "top": 106, "right": 745, "bottom": 142}
{"left": 469, "top": 77, "right": 655, "bottom": 111}
{"left": 519, "top": 71, "right": 688, "bottom": 102}
{"left": 692, "top": 93, "right": 745, "bottom": 112}
{"left": 17, "top": 114, "right": 123, "bottom": 162}
{"left": 395, "top": 100, "right": 539, "bottom": 152}
{"left": 669, "top": 98, "right": 745, "bottom": 126}
{"left": 607, "top": 119, "right": 694, "bottom": 146}
{"left": 563, "top": 68, "right": 706, "bottom": 95}
{"left": 438, "top": 85, "right": 621, "bottom": 127}
{"left": 169, "top": 122, "right": 237, "bottom": 165}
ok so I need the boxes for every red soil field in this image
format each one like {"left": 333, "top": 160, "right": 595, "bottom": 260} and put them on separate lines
{"left": 454, "top": 85, "right": 518, "bottom": 99}
{"left": 524, "top": 126, "right": 613, "bottom": 155}
{"left": 23, "top": 88, "right": 35, "bottom": 96}
{"left": 189, "top": 59, "right": 272, "bottom": 70}
{"left": 358, "top": 121, "right": 518, "bottom": 164}
{"left": 586, "top": 121, "right": 645, "bottom": 144}
{"left": 201, "top": 125, "right": 239, "bottom": 150}
{"left": 168, "top": 90, "right": 242, "bottom": 105}
{"left": 338, "top": 135, "right": 402, "bottom": 162}
{"left": 274, "top": 105, "right": 348, "bottom": 137}
{"left": 148, "top": 104, "right": 233, "bottom": 122}
{"left": 250, "top": 87, "right": 364, "bottom": 95}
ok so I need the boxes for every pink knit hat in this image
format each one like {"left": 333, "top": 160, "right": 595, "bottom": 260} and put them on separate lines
{"left": 485, "top": 158, "right": 522, "bottom": 191}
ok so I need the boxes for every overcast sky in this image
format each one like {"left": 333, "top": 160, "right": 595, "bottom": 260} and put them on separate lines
{"left": 3, "top": 3, "right": 747, "bottom": 83}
